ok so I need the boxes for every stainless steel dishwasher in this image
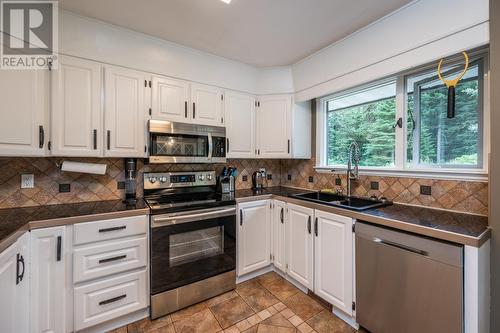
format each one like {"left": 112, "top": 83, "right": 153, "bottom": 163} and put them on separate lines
{"left": 355, "top": 221, "right": 463, "bottom": 333}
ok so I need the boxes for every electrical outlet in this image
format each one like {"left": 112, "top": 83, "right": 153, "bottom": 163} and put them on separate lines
{"left": 335, "top": 178, "right": 342, "bottom": 186}
{"left": 59, "top": 184, "right": 71, "bottom": 193}
{"left": 370, "top": 181, "right": 379, "bottom": 190}
{"left": 287, "top": 174, "right": 292, "bottom": 181}
{"left": 117, "top": 181, "right": 126, "bottom": 190}
{"left": 242, "top": 175, "right": 248, "bottom": 182}
{"left": 21, "top": 174, "right": 34, "bottom": 189}
{"left": 267, "top": 174, "right": 272, "bottom": 180}
{"left": 420, "top": 185, "right": 432, "bottom": 196}
{"left": 308, "top": 176, "right": 314, "bottom": 183}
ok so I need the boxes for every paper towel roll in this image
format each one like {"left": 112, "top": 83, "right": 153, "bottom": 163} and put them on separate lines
{"left": 61, "top": 161, "right": 107, "bottom": 175}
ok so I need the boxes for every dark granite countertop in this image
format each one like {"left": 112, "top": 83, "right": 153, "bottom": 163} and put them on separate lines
{"left": 0, "top": 199, "right": 149, "bottom": 252}
{"left": 235, "top": 186, "right": 489, "bottom": 247}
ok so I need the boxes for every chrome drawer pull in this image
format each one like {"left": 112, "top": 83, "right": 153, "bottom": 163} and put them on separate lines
{"left": 98, "top": 254, "right": 127, "bottom": 264}
{"left": 98, "top": 226, "right": 126, "bottom": 233}
{"left": 373, "top": 238, "right": 429, "bottom": 257}
{"left": 99, "top": 294, "right": 127, "bottom": 306}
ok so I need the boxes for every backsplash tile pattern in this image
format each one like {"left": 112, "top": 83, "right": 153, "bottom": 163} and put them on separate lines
{"left": 281, "top": 158, "right": 488, "bottom": 215}
{"left": 0, "top": 157, "right": 488, "bottom": 215}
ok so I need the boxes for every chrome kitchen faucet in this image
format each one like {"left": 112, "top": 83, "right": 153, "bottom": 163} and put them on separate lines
{"left": 347, "top": 141, "right": 360, "bottom": 197}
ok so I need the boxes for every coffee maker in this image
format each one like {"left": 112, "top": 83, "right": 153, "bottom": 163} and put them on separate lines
{"left": 252, "top": 169, "right": 266, "bottom": 190}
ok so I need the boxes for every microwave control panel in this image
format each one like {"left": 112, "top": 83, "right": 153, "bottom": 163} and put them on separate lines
{"left": 212, "top": 137, "right": 226, "bottom": 157}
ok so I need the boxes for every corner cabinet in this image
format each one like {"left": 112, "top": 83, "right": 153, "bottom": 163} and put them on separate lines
{"left": 225, "top": 91, "right": 256, "bottom": 158}
{"left": 0, "top": 69, "right": 48, "bottom": 156}
{"left": 237, "top": 200, "right": 271, "bottom": 276}
{"left": 30, "top": 227, "right": 68, "bottom": 333}
{"left": 104, "top": 65, "right": 148, "bottom": 157}
{"left": 0, "top": 233, "right": 30, "bottom": 333}
{"left": 286, "top": 203, "right": 314, "bottom": 289}
{"left": 51, "top": 56, "right": 102, "bottom": 156}
{"left": 271, "top": 200, "right": 287, "bottom": 273}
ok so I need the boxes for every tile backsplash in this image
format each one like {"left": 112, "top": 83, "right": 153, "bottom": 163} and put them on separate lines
{"left": 0, "top": 157, "right": 489, "bottom": 215}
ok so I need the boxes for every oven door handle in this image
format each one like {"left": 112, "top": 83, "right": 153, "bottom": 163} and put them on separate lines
{"left": 152, "top": 207, "right": 236, "bottom": 227}
{"left": 207, "top": 133, "right": 213, "bottom": 161}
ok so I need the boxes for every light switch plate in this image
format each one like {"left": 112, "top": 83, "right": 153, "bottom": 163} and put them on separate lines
{"left": 21, "top": 174, "right": 34, "bottom": 189}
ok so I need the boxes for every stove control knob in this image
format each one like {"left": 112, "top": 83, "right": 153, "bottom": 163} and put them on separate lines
{"left": 206, "top": 174, "right": 213, "bottom": 181}
{"left": 198, "top": 175, "right": 205, "bottom": 181}
{"left": 149, "top": 177, "right": 158, "bottom": 184}
{"left": 159, "top": 176, "right": 167, "bottom": 183}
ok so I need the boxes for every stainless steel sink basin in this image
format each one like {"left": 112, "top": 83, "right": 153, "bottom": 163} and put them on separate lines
{"left": 291, "top": 191, "right": 391, "bottom": 211}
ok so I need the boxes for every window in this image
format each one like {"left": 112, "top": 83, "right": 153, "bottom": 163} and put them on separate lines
{"left": 326, "top": 81, "right": 396, "bottom": 167}
{"left": 317, "top": 52, "right": 487, "bottom": 178}
{"left": 406, "top": 61, "right": 483, "bottom": 169}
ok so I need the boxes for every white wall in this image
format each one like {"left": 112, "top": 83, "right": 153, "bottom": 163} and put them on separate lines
{"left": 292, "top": 0, "right": 490, "bottom": 102}
{"left": 59, "top": 10, "right": 293, "bottom": 95}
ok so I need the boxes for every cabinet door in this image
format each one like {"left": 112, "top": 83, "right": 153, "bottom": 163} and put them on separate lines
{"left": 0, "top": 69, "right": 47, "bottom": 156}
{"left": 271, "top": 200, "right": 286, "bottom": 273}
{"left": 286, "top": 203, "right": 314, "bottom": 289}
{"left": 51, "top": 56, "right": 102, "bottom": 156}
{"left": 151, "top": 75, "right": 190, "bottom": 122}
{"left": 191, "top": 83, "right": 224, "bottom": 126}
{"left": 237, "top": 200, "right": 271, "bottom": 276}
{"left": 0, "top": 233, "right": 30, "bottom": 333}
{"left": 314, "top": 210, "right": 353, "bottom": 315}
{"left": 30, "top": 227, "right": 67, "bottom": 333}
{"left": 104, "top": 66, "right": 147, "bottom": 157}
{"left": 225, "top": 91, "right": 256, "bottom": 158}
{"left": 256, "top": 95, "right": 291, "bottom": 158}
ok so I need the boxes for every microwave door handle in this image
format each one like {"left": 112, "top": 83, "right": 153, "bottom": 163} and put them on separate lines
{"left": 207, "top": 133, "right": 213, "bottom": 161}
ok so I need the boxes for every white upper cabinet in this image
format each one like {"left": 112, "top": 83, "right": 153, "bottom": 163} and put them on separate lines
{"left": 30, "top": 227, "right": 68, "bottom": 333}
{"left": 104, "top": 65, "right": 148, "bottom": 157}
{"left": 0, "top": 69, "right": 47, "bottom": 157}
{"left": 51, "top": 56, "right": 102, "bottom": 156}
{"left": 271, "top": 200, "right": 287, "bottom": 273}
{"left": 237, "top": 200, "right": 271, "bottom": 276}
{"left": 286, "top": 203, "right": 314, "bottom": 289}
{"left": 256, "top": 95, "right": 292, "bottom": 158}
{"left": 225, "top": 91, "right": 256, "bottom": 158}
{"left": 191, "top": 83, "right": 224, "bottom": 126}
{"left": 314, "top": 210, "right": 353, "bottom": 315}
{"left": 151, "top": 75, "right": 190, "bottom": 122}
{"left": 0, "top": 233, "right": 30, "bottom": 333}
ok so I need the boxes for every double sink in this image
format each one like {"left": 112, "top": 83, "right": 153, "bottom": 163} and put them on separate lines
{"left": 291, "top": 191, "right": 391, "bottom": 211}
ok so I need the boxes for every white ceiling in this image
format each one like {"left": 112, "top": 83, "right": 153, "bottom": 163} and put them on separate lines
{"left": 58, "top": 0, "right": 413, "bottom": 67}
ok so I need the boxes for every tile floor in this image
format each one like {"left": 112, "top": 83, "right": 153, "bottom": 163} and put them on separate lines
{"left": 110, "top": 272, "right": 366, "bottom": 333}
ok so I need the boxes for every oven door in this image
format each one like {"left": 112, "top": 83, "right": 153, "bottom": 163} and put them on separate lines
{"left": 150, "top": 206, "right": 236, "bottom": 295}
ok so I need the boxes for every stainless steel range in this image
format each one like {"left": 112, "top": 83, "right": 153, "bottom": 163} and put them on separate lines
{"left": 143, "top": 171, "right": 236, "bottom": 319}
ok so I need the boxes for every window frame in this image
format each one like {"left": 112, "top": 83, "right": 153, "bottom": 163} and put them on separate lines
{"left": 315, "top": 51, "right": 489, "bottom": 181}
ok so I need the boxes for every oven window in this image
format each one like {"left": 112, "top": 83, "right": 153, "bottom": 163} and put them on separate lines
{"left": 152, "top": 134, "right": 208, "bottom": 156}
{"left": 169, "top": 226, "right": 224, "bottom": 266}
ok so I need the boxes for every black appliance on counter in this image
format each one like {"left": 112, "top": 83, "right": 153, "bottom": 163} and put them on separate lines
{"left": 123, "top": 158, "right": 137, "bottom": 205}
{"left": 143, "top": 171, "right": 236, "bottom": 319}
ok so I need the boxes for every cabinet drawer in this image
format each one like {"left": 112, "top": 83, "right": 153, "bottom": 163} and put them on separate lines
{"left": 74, "top": 269, "right": 148, "bottom": 331}
{"left": 74, "top": 215, "right": 148, "bottom": 245}
{"left": 73, "top": 236, "right": 148, "bottom": 283}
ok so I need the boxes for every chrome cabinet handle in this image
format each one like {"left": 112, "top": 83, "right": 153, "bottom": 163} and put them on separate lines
{"left": 373, "top": 238, "right": 429, "bottom": 256}
{"left": 99, "top": 294, "right": 126, "bottom": 306}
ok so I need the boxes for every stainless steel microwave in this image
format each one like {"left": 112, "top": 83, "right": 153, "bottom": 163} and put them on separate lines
{"left": 148, "top": 120, "right": 227, "bottom": 164}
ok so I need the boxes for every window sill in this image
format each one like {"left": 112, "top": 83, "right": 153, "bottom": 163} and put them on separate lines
{"left": 314, "top": 166, "right": 488, "bottom": 182}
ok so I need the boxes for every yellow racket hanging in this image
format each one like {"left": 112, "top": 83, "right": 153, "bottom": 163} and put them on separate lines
{"left": 437, "top": 51, "right": 469, "bottom": 118}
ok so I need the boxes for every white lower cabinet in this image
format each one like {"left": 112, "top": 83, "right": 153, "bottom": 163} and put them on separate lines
{"left": 0, "top": 233, "right": 30, "bottom": 333}
{"left": 271, "top": 200, "right": 287, "bottom": 273}
{"left": 237, "top": 200, "right": 271, "bottom": 276}
{"left": 74, "top": 269, "right": 148, "bottom": 331}
{"left": 286, "top": 203, "right": 314, "bottom": 289}
{"left": 314, "top": 210, "right": 354, "bottom": 316}
{"left": 30, "top": 227, "right": 68, "bottom": 333}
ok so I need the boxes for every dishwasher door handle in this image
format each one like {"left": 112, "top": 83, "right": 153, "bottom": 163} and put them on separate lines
{"left": 373, "top": 237, "right": 429, "bottom": 257}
